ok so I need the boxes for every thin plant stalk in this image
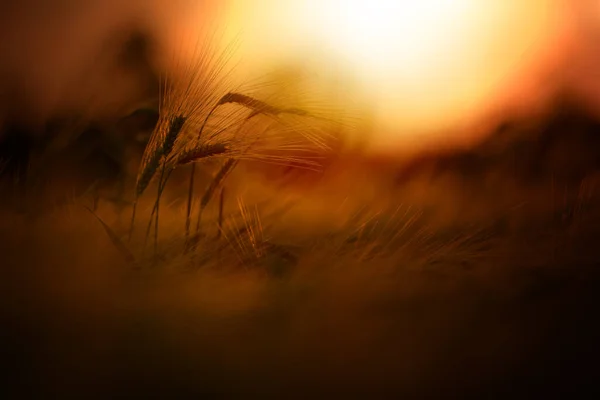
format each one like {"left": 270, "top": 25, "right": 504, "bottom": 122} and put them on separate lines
{"left": 133, "top": 115, "right": 185, "bottom": 249}
{"left": 184, "top": 101, "right": 222, "bottom": 247}
{"left": 184, "top": 93, "right": 281, "bottom": 246}
{"left": 128, "top": 201, "right": 138, "bottom": 242}
{"left": 185, "top": 163, "right": 196, "bottom": 242}
{"left": 190, "top": 107, "right": 259, "bottom": 244}
{"left": 142, "top": 166, "right": 174, "bottom": 256}
{"left": 217, "top": 186, "right": 225, "bottom": 240}
{"left": 184, "top": 91, "right": 315, "bottom": 250}
{"left": 154, "top": 164, "right": 167, "bottom": 258}
{"left": 195, "top": 158, "right": 238, "bottom": 234}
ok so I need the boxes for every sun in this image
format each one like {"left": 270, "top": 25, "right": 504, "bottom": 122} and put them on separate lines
{"left": 214, "top": 0, "right": 566, "bottom": 150}
{"left": 316, "top": 0, "right": 473, "bottom": 77}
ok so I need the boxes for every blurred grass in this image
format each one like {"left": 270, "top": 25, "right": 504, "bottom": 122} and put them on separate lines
{"left": 3, "top": 96, "right": 600, "bottom": 396}
{"left": 2, "top": 160, "right": 600, "bottom": 396}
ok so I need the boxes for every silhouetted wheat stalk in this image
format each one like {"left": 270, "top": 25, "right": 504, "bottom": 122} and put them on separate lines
{"left": 183, "top": 93, "right": 321, "bottom": 250}
{"left": 129, "top": 33, "right": 239, "bottom": 250}
{"left": 130, "top": 114, "right": 185, "bottom": 251}
{"left": 129, "top": 31, "right": 343, "bottom": 260}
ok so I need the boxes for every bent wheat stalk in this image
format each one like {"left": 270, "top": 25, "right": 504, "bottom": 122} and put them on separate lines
{"left": 184, "top": 92, "right": 315, "bottom": 248}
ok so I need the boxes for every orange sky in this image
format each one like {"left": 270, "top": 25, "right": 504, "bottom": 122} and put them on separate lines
{"left": 197, "top": 0, "right": 581, "bottom": 153}
{"left": 0, "top": 0, "right": 598, "bottom": 155}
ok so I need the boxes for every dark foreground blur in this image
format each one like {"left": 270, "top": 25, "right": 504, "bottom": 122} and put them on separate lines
{"left": 2, "top": 96, "right": 600, "bottom": 398}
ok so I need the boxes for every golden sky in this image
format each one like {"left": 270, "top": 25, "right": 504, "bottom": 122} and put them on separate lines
{"left": 1, "top": 0, "right": 597, "bottom": 154}
{"left": 212, "top": 0, "right": 576, "bottom": 152}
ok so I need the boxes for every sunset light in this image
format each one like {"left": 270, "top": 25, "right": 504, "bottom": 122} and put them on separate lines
{"left": 2, "top": 1, "right": 600, "bottom": 397}
{"left": 315, "top": 0, "right": 472, "bottom": 76}
{"left": 223, "top": 0, "right": 568, "bottom": 150}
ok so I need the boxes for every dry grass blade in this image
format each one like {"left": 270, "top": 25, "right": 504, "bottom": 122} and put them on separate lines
{"left": 84, "top": 206, "right": 136, "bottom": 266}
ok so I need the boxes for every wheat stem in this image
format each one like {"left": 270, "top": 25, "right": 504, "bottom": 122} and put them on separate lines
{"left": 184, "top": 101, "right": 221, "bottom": 249}
{"left": 128, "top": 200, "right": 137, "bottom": 242}
{"left": 140, "top": 166, "right": 173, "bottom": 257}
{"left": 217, "top": 186, "right": 225, "bottom": 240}
{"left": 153, "top": 163, "right": 167, "bottom": 259}
{"left": 185, "top": 163, "right": 196, "bottom": 247}
{"left": 195, "top": 158, "right": 238, "bottom": 234}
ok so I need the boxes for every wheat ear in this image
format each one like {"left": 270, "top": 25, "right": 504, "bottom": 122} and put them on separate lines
{"left": 131, "top": 115, "right": 185, "bottom": 252}
{"left": 184, "top": 92, "right": 312, "bottom": 247}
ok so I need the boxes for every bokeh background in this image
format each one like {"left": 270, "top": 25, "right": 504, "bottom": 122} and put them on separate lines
{"left": 1, "top": 0, "right": 599, "bottom": 151}
{"left": 3, "top": 2, "right": 600, "bottom": 398}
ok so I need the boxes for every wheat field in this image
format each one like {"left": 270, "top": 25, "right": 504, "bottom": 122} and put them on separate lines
{"left": 2, "top": 17, "right": 600, "bottom": 399}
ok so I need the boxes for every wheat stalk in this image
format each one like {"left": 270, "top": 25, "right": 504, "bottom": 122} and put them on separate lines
{"left": 183, "top": 90, "right": 326, "bottom": 248}
{"left": 130, "top": 29, "right": 347, "bottom": 257}
{"left": 171, "top": 143, "right": 229, "bottom": 166}
{"left": 128, "top": 30, "right": 239, "bottom": 248}
{"left": 129, "top": 115, "right": 186, "bottom": 243}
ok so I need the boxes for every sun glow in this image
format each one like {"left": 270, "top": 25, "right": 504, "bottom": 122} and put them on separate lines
{"left": 203, "top": 0, "right": 569, "bottom": 150}
{"left": 316, "top": 0, "right": 472, "bottom": 77}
